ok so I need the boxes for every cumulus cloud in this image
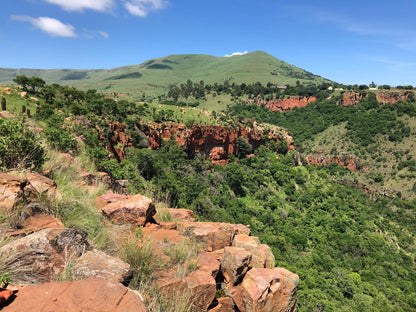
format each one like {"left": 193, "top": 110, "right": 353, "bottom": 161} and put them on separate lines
{"left": 42, "top": 0, "right": 114, "bottom": 12}
{"left": 224, "top": 51, "right": 248, "bottom": 57}
{"left": 11, "top": 15, "right": 76, "bottom": 37}
{"left": 123, "top": 0, "right": 169, "bottom": 17}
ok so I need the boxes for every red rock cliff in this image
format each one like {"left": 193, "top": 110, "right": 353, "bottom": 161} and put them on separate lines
{"left": 305, "top": 155, "right": 363, "bottom": 172}
{"left": 342, "top": 91, "right": 410, "bottom": 106}
{"left": 253, "top": 96, "right": 317, "bottom": 112}
{"left": 146, "top": 123, "right": 294, "bottom": 165}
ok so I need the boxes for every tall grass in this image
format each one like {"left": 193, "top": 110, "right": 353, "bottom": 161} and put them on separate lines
{"left": 43, "top": 149, "right": 111, "bottom": 250}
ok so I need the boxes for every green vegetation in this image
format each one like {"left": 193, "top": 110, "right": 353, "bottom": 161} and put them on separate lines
{"left": 0, "top": 51, "right": 330, "bottom": 99}
{"left": 0, "top": 117, "right": 44, "bottom": 170}
{"left": 1, "top": 78, "right": 416, "bottom": 311}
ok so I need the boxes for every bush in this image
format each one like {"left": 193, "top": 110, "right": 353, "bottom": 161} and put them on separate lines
{"left": 0, "top": 118, "right": 44, "bottom": 170}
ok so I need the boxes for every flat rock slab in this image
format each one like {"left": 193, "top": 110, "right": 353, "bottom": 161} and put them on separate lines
{"left": 6, "top": 214, "right": 64, "bottom": 237}
{"left": 1, "top": 277, "right": 148, "bottom": 312}
{"left": 101, "top": 194, "right": 156, "bottom": 226}
{"left": 178, "top": 222, "right": 250, "bottom": 252}
{"left": 73, "top": 249, "right": 132, "bottom": 284}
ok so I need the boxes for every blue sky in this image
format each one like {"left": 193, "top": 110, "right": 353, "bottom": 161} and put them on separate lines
{"left": 1, "top": 0, "right": 415, "bottom": 86}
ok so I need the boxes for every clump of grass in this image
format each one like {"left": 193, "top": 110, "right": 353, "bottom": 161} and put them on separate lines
{"left": 43, "top": 148, "right": 111, "bottom": 250}
{"left": 156, "top": 208, "right": 173, "bottom": 222}
{"left": 119, "top": 237, "right": 163, "bottom": 288}
{"left": 146, "top": 286, "right": 193, "bottom": 312}
{"left": 165, "top": 239, "right": 200, "bottom": 277}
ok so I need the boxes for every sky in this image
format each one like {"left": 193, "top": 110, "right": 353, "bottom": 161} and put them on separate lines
{"left": 1, "top": 0, "right": 416, "bottom": 86}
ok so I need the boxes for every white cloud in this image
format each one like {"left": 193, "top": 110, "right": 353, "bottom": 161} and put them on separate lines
{"left": 11, "top": 15, "right": 76, "bottom": 37}
{"left": 42, "top": 0, "right": 114, "bottom": 12}
{"left": 99, "top": 31, "right": 109, "bottom": 38}
{"left": 224, "top": 51, "right": 249, "bottom": 57}
{"left": 123, "top": 0, "right": 168, "bottom": 17}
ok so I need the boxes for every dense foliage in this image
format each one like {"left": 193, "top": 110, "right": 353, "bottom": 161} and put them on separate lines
{"left": 0, "top": 118, "right": 44, "bottom": 170}
{"left": 228, "top": 92, "right": 416, "bottom": 149}
{"left": 24, "top": 80, "right": 416, "bottom": 311}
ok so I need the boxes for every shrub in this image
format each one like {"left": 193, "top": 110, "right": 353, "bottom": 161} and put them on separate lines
{"left": 0, "top": 118, "right": 44, "bottom": 170}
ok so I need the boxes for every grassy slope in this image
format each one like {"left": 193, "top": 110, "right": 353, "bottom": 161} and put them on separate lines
{"left": 0, "top": 51, "right": 330, "bottom": 99}
{"left": 303, "top": 115, "right": 416, "bottom": 199}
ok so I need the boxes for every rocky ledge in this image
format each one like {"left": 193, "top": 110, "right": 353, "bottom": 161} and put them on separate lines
{"left": 0, "top": 172, "right": 298, "bottom": 312}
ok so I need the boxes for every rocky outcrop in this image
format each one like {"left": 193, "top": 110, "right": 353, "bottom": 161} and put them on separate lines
{"left": 178, "top": 221, "right": 251, "bottom": 252}
{"left": 102, "top": 121, "right": 294, "bottom": 165}
{"left": 254, "top": 96, "right": 317, "bottom": 112}
{"left": 342, "top": 92, "right": 364, "bottom": 106}
{"left": 229, "top": 268, "right": 299, "bottom": 312}
{"left": 221, "top": 246, "right": 252, "bottom": 286}
{"left": 100, "top": 194, "right": 156, "bottom": 225}
{"left": 376, "top": 92, "right": 409, "bottom": 104}
{"left": 342, "top": 91, "right": 410, "bottom": 106}
{"left": 0, "top": 228, "right": 91, "bottom": 285}
{"left": 73, "top": 249, "right": 132, "bottom": 284}
{"left": 232, "top": 234, "right": 275, "bottom": 269}
{"left": 0, "top": 172, "right": 62, "bottom": 214}
{"left": 305, "top": 155, "right": 363, "bottom": 172}
{"left": 1, "top": 277, "right": 148, "bottom": 312}
{"left": 147, "top": 123, "right": 294, "bottom": 165}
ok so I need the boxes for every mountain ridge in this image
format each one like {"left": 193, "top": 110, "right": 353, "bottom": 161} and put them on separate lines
{"left": 0, "top": 51, "right": 331, "bottom": 98}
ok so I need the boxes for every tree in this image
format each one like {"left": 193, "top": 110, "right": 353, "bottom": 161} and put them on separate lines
{"left": 28, "top": 76, "right": 45, "bottom": 93}
{"left": 13, "top": 75, "right": 30, "bottom": 92}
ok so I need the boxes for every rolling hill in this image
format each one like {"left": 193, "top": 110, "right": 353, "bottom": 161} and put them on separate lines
{"left": 0, "top": 51, "right": 330, "bottom": 99}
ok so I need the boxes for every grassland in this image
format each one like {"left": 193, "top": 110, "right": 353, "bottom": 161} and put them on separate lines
{"left": 0, "top": 51, "right": 330, "bottom": 100}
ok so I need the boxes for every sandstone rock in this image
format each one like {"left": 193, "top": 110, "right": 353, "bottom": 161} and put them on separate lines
{"left": 6, "top": 214, "right": 64, "bottom": 237}
{"left": 80, "top": 170, "right": 97, "bottom": 185}
{"left": 101, "top": 194, "right": 156, "bottom": 225}
{"left": 209, "top": 297, "right": 234, "bottom": 312}
{"left": 0, "top": 228, "right": 91, "bottom": 285}
{"left": 232, "top": 234, "right": 275, "bottom": 269}
{"left": 154, "top": 269, "right": 187, "bottom": 295}
{"left": 198, "top": 251, "right": 221, "bottom": 278}
{"left": 154, "top": 208, "right": 195, "bottom": 223}
{"left": 95, "top": 192, "right": 130, "bottom": 210}
{"left": 257, "top": 96, "right": 317, "bottom": 112}
{"left": 178, "top": 222, "right": 250, "bottom": 252}
{"left": 221, "top": 246, "right": 252, "bottom": 286}
{"left": 142, "top": 223, "right": 187, "bottom": 244}
{"left": 0, "top": 289, "right": 13, "bottom": 308}
{"left": 0, "top": 173, "right": 25, "bottom": 213}
{"left": 24, "top": 172, "right": 62, "bottom": 202}
{"left": 0, "top": 111, "right": 16, "bottom": 119}
{"left": 1, "top": 277, "right": 148, "bottom": 312}
{"left": 342, "top": 92, "right": 363, "bottom": 106}
{"left": 73, "top": 249, "right": 132, "bottom": 284}
{"left": 184, "top": 269, "right": 216, "bottom": 312}
{"left": 230, "top": 267, "right": 299, "bottom": 312}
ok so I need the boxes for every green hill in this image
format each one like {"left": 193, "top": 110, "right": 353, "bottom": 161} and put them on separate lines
{"left": 0, "top": 51, "right": 330, "bottom": 99}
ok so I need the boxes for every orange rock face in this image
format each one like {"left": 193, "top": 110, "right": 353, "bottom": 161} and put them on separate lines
{"left": 101, "top": 194, "right": 156, "bottom": 225}
{"left": 146, "top": 123, "right": 294, "bottom": 165}
{"left": 256, "top": 96, "right": 317, "bottom": 112}
{"left": 342, "top": 91, "right": 410, "bottom": 106}
{"left": 230, "top": 267, "right": 299, "bottom": 312}
{"left": 342, "top": 92, "right": 363, "bottom": 106}
{"left": 1, "top": 277, "right": 148, "bottom": 312}
{"left": 305, "top": 155, "right": 363, "bottom": 172}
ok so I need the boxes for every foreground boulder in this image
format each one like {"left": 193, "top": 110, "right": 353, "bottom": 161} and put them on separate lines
{"left": 1, "top": 277, "right": 148, "bottom": 312}
{"left": 101, "top": 194, "right": 156, "bottom": 225}
{"left": 184, "top": 270, "right": 217, "bottom": 312}
{"left": 0, "top": 228, "right": 91, "bottom": 285}
{"left": 73, "top": 249, "right": 132, "bottom": 284}
{"left": 230, "top": 268, "right": 299, "bottom": 312}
